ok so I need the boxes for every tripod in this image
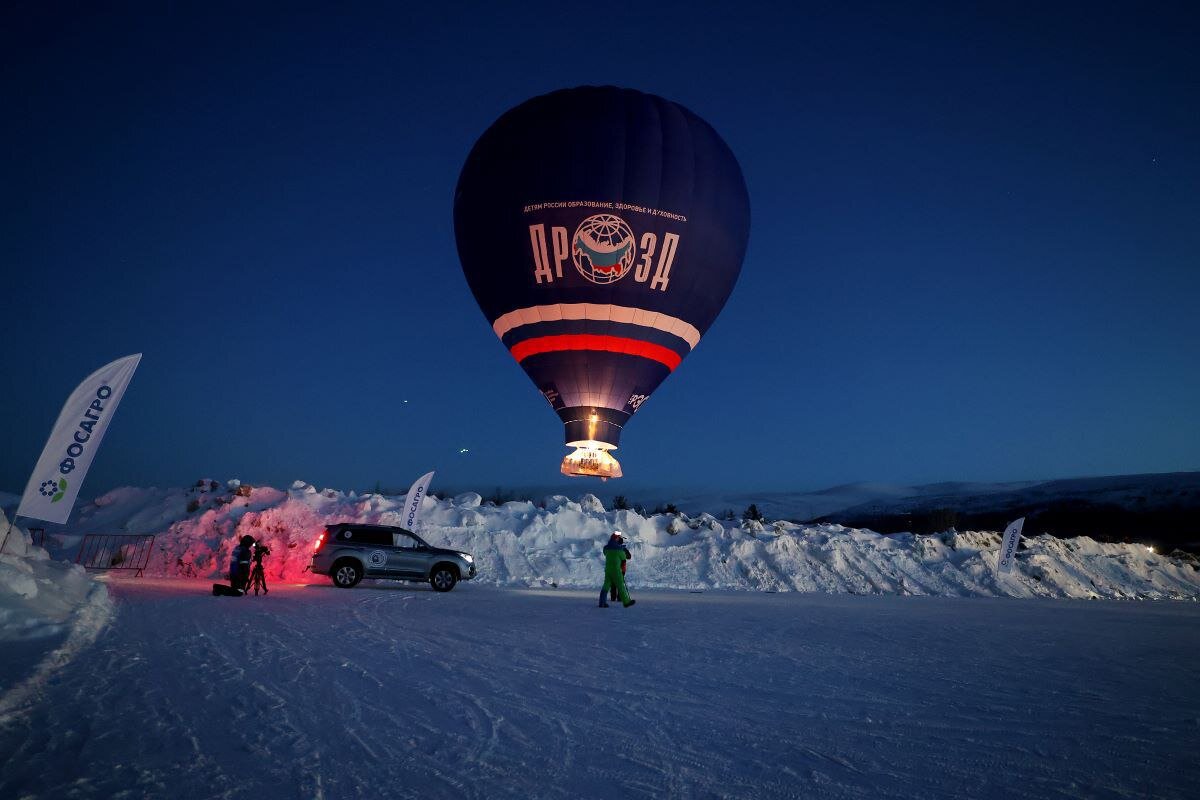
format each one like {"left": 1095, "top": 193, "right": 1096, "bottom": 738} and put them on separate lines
{"left": 248, "top": 554, "right": 268, "bottom": 596}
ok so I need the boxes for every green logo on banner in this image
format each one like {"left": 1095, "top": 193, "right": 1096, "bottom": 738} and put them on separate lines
{"left": 39, "top": 477, "right": 68, "bottom": 503}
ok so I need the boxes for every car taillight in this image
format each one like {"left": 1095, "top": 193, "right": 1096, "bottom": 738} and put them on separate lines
{"left": 313, "top": 531, "right": 327, "bottom": 552}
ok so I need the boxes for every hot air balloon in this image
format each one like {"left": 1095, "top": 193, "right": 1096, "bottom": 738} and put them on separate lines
{"left": 454, "top": 87, "right": 750, "bottom": 479}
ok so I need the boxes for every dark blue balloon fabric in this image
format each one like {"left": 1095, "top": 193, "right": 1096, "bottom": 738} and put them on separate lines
{"left": 454, "top": 86, "right": 750, "bottom": 450}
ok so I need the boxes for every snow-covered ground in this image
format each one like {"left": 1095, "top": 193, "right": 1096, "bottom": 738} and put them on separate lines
{"left": 0, "top": 511, "right": 112, "bottom": 718}
{"left": 1, "top": 580, "right": 1197, "bottom": 799}
{"left": 2, "top": 484, "right": 1198, "bottom": 798}
{"left": 18, "top": 480, "right": 1200, "bottom": 601}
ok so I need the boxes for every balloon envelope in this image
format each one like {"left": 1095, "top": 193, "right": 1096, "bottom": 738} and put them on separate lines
{"left": 454, "top": 86, "right": 750, "bottom": 478}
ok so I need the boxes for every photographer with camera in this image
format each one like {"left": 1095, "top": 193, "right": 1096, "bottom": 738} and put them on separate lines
{"left": 230, "top": 535, "right": 254, "bottom": 593}
{"left": 211, "top": 534, "right": 257, "bottom": 597}
{"left": 248, "top": 540, "right": 270, "bottom": 596}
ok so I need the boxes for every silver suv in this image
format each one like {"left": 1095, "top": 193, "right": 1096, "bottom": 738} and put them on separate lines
{"left": 310, "top": 523, "right": 476, "bottom": 591}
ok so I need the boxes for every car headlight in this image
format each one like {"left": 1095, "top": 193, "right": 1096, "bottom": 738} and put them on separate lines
{"left": 461, "top": 554, "right": 474, "bottom": 563}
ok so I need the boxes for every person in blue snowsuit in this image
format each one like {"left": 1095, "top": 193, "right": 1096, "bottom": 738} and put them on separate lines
{"left": 599, "top": 531, "right": 635, "bottom": 608}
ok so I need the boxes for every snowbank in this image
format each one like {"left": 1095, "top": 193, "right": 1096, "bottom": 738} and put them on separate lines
{"left": 35, "top": 480, "right": 1200, "bottom": 601}
{"left": 0, "top": 510, "right": 113, "bottom": 718}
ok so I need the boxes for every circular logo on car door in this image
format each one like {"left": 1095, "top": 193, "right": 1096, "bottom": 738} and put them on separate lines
{"left": 368, "top": 550, "right": 387, "bottom": 568}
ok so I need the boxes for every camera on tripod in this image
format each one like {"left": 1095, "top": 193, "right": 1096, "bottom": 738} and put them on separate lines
{"left": 247, "top": 541, "right": 270, "bottom": 595}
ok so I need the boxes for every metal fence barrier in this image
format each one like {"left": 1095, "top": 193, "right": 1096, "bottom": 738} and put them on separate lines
{"left": 76, "top": 534, "right": 156, "bottom": 577}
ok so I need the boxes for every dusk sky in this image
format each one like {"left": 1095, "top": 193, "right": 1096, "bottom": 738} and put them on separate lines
{"left": 3, "top": 2, "right": 1197, "bottom": 499}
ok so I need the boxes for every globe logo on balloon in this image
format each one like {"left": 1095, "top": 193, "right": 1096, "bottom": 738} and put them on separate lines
{"left": 572, "top": 214, "right": 636, "bottom": 284}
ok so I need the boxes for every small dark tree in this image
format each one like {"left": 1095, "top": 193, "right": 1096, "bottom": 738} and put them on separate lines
{"left": 613, "top": 495, "right": 630, "bottom": 510}
{"left": 665, "top": 503, "right": 679, "bottom": 515}
{"left": 186, "top": 498, "right": 201, "bottom": 513}
{"left": 722, "top": 508, "right": 736, "bottom": 521}
{"left": 486, "top": 486, "right": 513, "bottom": 506}
{"left": 744, "top": 503, "right": 764, "bottom": 522}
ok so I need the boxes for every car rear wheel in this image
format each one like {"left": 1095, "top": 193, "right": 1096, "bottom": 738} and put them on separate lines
{"left": 332, "top": 559, "right": 363, "bottom": 588}
{"left": 430, "top": 565, "right": 458, "bottom": 592}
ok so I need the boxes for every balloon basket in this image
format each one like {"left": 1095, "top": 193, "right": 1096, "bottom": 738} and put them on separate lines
{"left": 561, "top": 446, "right": 623, "bottom": 480}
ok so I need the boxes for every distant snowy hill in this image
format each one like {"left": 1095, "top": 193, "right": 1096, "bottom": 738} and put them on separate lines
{"left": 640, "top": 472, "right": 1200, "bottom": 526}
{"left": 819, "top": 471, "right": 1200, "bottom": 549}
{"left": 454, "top": 472, "right": 1200, "bottom": 538}
{"left": 656, "top": 480, "right": 1038, "bottom": 521}
{"left": 5, "top": 479, "right": 1198, "bottom": 601}
{"left": 829, "top": 471, "right": 1200, "bottom": 517}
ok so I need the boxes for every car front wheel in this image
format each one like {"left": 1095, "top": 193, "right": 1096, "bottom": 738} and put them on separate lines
{"left": 430, "top": 565, "right": 458, "bottom": 592}
{"left": 332, "top": 559, "right": 363, "bottom": 588}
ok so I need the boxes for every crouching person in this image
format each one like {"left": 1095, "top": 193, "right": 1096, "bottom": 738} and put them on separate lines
{"left": 599, "top": 531, "right": 635, "bottom": 608}
{"left": 213, "top": 534, "right": 255, "bottom": 597}
{"left": 230, "top": 535, "right": 254, "bottom": 593}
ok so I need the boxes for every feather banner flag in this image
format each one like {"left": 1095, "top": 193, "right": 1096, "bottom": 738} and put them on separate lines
{"left": 16, "top": 354, "right": 141, "bottom": 525}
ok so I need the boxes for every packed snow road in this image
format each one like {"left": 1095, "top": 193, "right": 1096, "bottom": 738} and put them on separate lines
{"left": 2, "top": 580, "right": 1198, "bottom": 800}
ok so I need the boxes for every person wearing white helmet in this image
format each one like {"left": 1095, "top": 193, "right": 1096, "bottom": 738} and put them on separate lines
{"left": 599, "top": 530, "right": 635, "bottom": 608}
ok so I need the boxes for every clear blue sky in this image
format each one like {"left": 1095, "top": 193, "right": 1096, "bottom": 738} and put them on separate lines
{"left": 3, "top": 1, "right": 1198, "bottom": 497}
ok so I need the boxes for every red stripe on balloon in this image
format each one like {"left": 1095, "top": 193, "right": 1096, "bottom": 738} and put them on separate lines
{"left": 510, "top": 335, "right": 682, "bottom": 371}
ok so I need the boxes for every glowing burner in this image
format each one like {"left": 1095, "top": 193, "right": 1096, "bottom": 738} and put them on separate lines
{"left": 561, "top": 442, "right": 623, "bottom": 480}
